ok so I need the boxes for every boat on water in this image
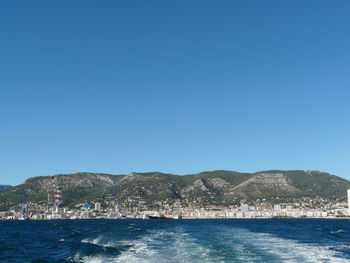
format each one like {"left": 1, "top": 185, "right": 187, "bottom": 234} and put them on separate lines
{"left": 147, "top": 212, "right": 182, "bottom": 219}
{"left": 148, "top": 212, "right": 165, "bottom": 219}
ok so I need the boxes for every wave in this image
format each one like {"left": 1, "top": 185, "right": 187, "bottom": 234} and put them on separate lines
{"left": 76, "top": 228, "right": 221, "bottom": 263}
{"left": 212, "top": 225, "right": 347, "bottom": 263}
{"left": 330, "top": 230, "right": 346, "bottom": 234}
{"left": 73, "top": 224, "right": 349, "bottom": 263}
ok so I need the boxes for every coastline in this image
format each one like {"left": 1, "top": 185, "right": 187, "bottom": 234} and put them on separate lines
{"left": 2, "top": 217, "right": 350, "bottom": 221}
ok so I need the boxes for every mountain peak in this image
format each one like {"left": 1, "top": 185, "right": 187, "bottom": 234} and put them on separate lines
{"left": 0, "top": 170, "right": 349, "bottom": 211}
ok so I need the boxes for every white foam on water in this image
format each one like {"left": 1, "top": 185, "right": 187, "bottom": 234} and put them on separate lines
{"left": 81, "top": 237, "right": 104, "bottom": 246}
{"left": 330, "top": 230, "right": 346, "bottom": 234}
{"left": 218, "top": 226, "right": 348, "bottom": 263}
{"left": 169, "top": 229, "right": 222, "bottom": 263}
{"left": 76, "top": 225, "right": 349, "bottom": 263}
{"left": 78, "top": 228, "right": 220, "bottom": 263}
{"left": 112, "top": 229, "right": 218, "bottom": 263}
{"left": 228, "top": 241, "right": 263, "bottom": 262}
{"left": 81, "top": 236, "right": 122, "bottom": 248}
{"left": 78, "top": 255, "right": 112, "bottom": 263}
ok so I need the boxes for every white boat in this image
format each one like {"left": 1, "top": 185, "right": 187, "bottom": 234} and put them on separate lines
{"left": 148, "top": 212, "right": 165, "bottom": 219}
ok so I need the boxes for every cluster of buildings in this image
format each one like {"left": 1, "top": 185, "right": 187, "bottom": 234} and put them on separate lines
{"left": 1, "top": 194, "right": 350, "bottom": 220}
{"left": 1, "top": 182, "right": 350, "bottom": 220}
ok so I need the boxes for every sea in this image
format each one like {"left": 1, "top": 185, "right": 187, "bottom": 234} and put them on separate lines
{"left": 0, "top": 219, "right": 350, "bottom": 263}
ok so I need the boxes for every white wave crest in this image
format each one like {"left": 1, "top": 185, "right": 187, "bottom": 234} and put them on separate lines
{"left": 215, "top": 226, "right": 348, "bottom": 263}
{"left": 330, "top": 230, "right": 346, "bottom": 234}
{"left": 75, "top": 224, "right": 349, "bottom": 263}
{"left": 78, "top": 228, "right": 221, "bottom": 263}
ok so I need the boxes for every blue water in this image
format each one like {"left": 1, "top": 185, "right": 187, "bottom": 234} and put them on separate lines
{"left": 0, "top": 219, "right": 350, "bottom": 262}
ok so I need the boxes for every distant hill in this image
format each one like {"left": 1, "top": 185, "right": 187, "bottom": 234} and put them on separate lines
{"left": 0, "top": 185, "right": 11, "bottom": 192}
{"left": 0, "top": 170, "right": 349, "bottom": 210}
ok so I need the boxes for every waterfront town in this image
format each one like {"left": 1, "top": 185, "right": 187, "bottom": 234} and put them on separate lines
{"left": 1, "top": 190, "right": 350, "bottom": 220}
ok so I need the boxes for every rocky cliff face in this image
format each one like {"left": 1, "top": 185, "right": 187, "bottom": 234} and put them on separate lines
{"left": 0, "top": 170, "right": 349, "bottom": 210}
{"left": 229, "top": 173, "right": 301, "bottom": 200}
{"left": 241, "top": 173, "right": 293, "bottom": 187}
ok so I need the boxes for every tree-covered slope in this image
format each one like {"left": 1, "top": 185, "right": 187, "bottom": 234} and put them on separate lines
{"left": 0, "top": 170, "right": 349, "bottom": 210}
{"left": 0, "top": 185, "right": 11, "bottom": 192}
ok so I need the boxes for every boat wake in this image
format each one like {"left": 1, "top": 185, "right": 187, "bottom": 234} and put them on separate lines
{"left": 72, "top": 224, "right": 349, "bottom": 263}
{"left": 76, "top": 228, "right": 220, "bottom": 263}
{"left": 210, "top": 225, "right": 347, "bottom": 263}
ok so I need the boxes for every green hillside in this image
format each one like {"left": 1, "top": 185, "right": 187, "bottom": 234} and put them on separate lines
{"left": 0, "top": 170, "right": 349, "bottom": 210}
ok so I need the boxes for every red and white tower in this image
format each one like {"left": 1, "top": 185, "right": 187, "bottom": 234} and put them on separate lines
{"left": 51, "top": 176, "right": 62, "bottom": 213}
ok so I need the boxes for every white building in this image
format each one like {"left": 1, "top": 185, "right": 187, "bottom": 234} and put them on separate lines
{"left": 274, "top": 204, "right": 281, "bottom": 211}
{"left": 94, "top": 202, "right": 101, "bottom": 212}
{"left": 240, "top": 204, "right": 249, "bottom": 213}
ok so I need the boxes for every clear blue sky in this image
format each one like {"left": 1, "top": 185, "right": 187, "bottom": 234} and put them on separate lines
{"left": 1, "top": 1, "right": 349, "bottom": 185}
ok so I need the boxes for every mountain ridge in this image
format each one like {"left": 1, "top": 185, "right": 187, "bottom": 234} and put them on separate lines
{"left": 0, "top": 185, "right": 11, "bottom": 192}
{"left": 0, "top": 170, "right": 349, "bottom": 210}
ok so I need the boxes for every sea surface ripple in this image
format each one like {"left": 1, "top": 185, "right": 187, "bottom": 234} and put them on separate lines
{"left": 0, "top": 219, "right": 350, "bottom": 262}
